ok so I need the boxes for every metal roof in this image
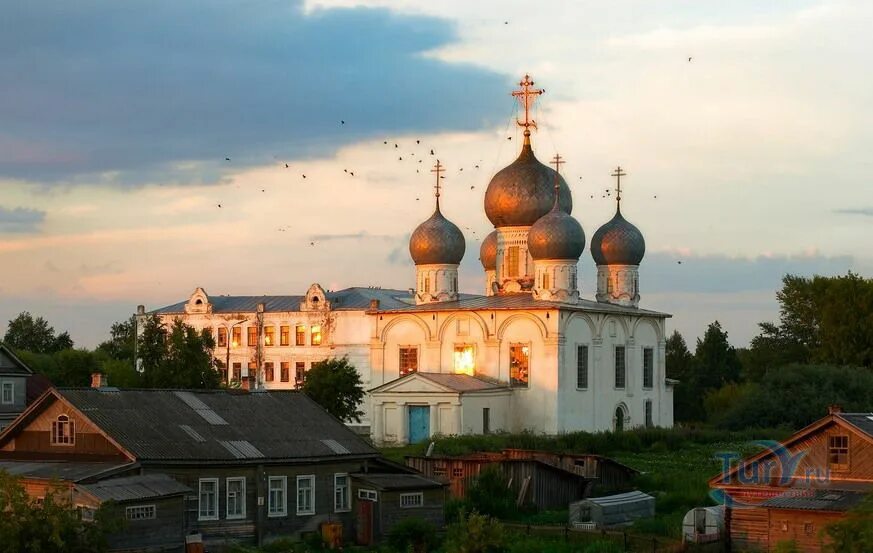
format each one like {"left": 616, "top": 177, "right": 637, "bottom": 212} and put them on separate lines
{"left": 416, "top": 373, "right": 509, "bottom": 393}
{"left": 0, "top": 460, "right": 133, "bottom": 482}
{"left": 761, "top": 489, "right": 868, "bottom": 512}
{"left": 152, "top": 287, "right": 414, "bottom": 315}
{"left": 351, "top": 473, "right": 445, "bottom": 491}
{"left": 78, "top": 473, "right": 191, "bottom": 502}
{"left": 838, "top": 413, "right": 873, "bottom": 438}
{"left": 55, "top": 388, "right": 378, "bottom": 463}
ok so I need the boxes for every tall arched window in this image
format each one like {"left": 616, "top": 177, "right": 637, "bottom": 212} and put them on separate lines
{"left": 614, "top": 406, "right": 626, "bottom": 432}
{"left": 51, "top": 415, "right": 75, "bottom": 445}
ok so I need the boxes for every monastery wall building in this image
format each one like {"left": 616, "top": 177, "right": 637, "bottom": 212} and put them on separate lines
{"left": 143, "top": 75, "right": 674, "bottom": 444}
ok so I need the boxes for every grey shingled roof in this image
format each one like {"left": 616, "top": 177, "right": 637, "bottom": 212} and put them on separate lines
{"left": 351, "top": 473, "right": 445, "bottom": 491}
{"left": 56, "top": 388, "right": 377, "bottom": 464}
{"left": 838, "top": 413, "right": 873, "bottom": 438}
{"left": 0, "top": 460, "right": 133, "bottom": 482}
{"left": 79, "top": 473, "right": 191, "bottom": 502}
{"left": 416, "top": 372, "right": 509, "bottom": 393}
{"left": 761, "top": 489, "right": 868, "bottom": 512}
{"left": 152, "top": 287, "right": 413, "bottom": 315}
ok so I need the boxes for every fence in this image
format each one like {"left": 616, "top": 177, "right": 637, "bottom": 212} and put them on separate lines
{"left": 502, "top": 523, "right": 724, "bottom": 553}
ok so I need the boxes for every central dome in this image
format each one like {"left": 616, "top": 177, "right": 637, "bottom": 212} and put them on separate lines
{"left": 409, "top": 204, "right": 466, "bottom": 265}
{"left": 484, "top": 139, "right": 572, "bottom": 227}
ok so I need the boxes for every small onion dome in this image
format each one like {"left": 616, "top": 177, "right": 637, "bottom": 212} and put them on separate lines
{"left": 484, "top": 138, "right": 572, "bottom": 227}
{"left": 479, "top": 230, "right": 497, "bottom": 270}
{"left": 590, "top": 208, "right": 646, "bottom": 265}
{"left": 409, "top": 204, "right": 466, "bottom": 265}
{"left": 528, "top": 204, "right": 585, "bottom": 261}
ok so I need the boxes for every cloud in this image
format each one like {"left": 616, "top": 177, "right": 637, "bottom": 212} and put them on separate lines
{"left": 0, "top": 1, "right": 505, "bottom": 185}
{"left": 0, "top": 206, "right": 46, "bottom": 233}
{"left": 309, "top": 231, "right": 397, "bottom": 241}
{"left": 834, "top": 207, "right": 873, "bottom": 217}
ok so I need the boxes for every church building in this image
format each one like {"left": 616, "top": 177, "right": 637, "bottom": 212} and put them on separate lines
{"left": 144, "top": 75, "right": 673, "bottom": 444}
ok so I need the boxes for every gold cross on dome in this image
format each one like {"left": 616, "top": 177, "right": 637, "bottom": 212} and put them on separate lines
{"left": 511, "top": 74, "right": 544, "bottom": 130}
{"left": 611, "top": 166, "right": 627, "bottom": 204}
{"left": 551, "top": 153, "right": 565, "bottom": 175}
{"left": 431, "top": 160, "right": 444, "bottom": 198}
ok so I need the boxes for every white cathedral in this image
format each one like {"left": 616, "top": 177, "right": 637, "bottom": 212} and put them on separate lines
{"left": 143, "top": 76, "right": 674, "bottom": 445}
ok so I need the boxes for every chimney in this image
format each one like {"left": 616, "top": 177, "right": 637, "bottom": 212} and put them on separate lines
{"left": 828, "top": 404, "right": 842, "bottom": 415}
{"left": 369, "top": 299, "right": 380, "bottom": 310}
{"left": 136, "top": 305, "right": 145, "bottom": 315}
{"left": 91, "top": 372, "right": 108, "bottom": 389}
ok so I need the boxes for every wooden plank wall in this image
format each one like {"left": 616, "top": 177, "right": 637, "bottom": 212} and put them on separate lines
{"left": 729, "top": 507, "right": 769, "bottom": 551}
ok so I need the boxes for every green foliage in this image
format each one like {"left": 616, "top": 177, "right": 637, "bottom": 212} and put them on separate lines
{"left": 703, "top": 382, "right": 757, "bottom": 427}
{"left": 466, "top": 465, "right": 516, "bottom": 519}
{"left": 386, "top": 517, "right": 439, "bottom": 553}
{"left": 16, "top": 348, "right": 100, "bottom": 387}
{"left": 0, "top": 470, "right": 117, "bottom": 553}
{"left": 96, "top": 317, "right": 137, "bottom": 363}
{"left": 581, "top": 542, "right": 623, "bottom": 553}
{"left": 137, "top": 315, "right": 220, "bottom": 388}
{"left": 4, "top": 311, "right": 73, "bottom": 354}
{"left": 443, "top": 511, "right": 506, "bottom": 553}
{"left": 773, "top": 540, "right": 801, "bottom": 553}
{"left": 302, "top": 356, "right": 365, "bottom": 423}
{"left": 823, "top": 493, "right": 873, "bottom": 552}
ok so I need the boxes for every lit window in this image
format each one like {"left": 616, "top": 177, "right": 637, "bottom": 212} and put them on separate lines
{"left": 280, "top": 325, "right": 290, "bottom": 346}
{"left": 198, "top": 479, "right": 218, "bottom": 521}
{"left": 1, "top": 382, "right": 13, "bottom": 405}
{"left": 614, "top": 346, "right": 626, "bottom": 389}
{"left": 232, "top": 363, "right": 242, "bottom": 382}
{"left": 542, "top": 273, "right": 550, "bottom": 290}
{"left": 264, "top": 362, "right": 274, "bottom": 382}
{"left": 829, "top": 435, "right": 849, "bottom": 471}
{"left": 125, "top": 505, "right": 156, "bottom": 521}
{"left": 424, "top": 276, "right": 430, "bottom": 294}
{"left": 280, "top": 362, "right": 290, "bottom": 382}
{"left": 453, "top": 345, "right": 475, "bottom": 376}
{"left": 217, "top": 327, "right": 228, "bottom": 348}
{"left": 311, "top": 325, "right": 322, "bottom": 346}
{"left": 232, "top": 327, "right": 242, "bottom": 347}
{"left": 296, "top": 325, "right": 306, "bottom": 346}
{"left": 642, "top": 348, "right": 654, "bottom": 389}
{"left": 509, "top": 344, "right": 530, "bottom": 388}
{"left": 297, "top": 475, "right": 315, "bottom": 515}
{"left": 399, "top": 347, "right": 418, "bottom": 376}
{"left": 576, "top": 345, "right": 588, "bottom": 389}
{"left": 264, "top": 326, "right": 275, "bottom": 346}
{"left": 268, "top": 476, "right": 287, "bottom": 517}
{"left": 645, "top": 400, "right": 653, "bottom": 428}
{"left": 506, "top": 246, "right": 519, "bottom": 277}
{"left": 400, "top": 492, "right": 423, "bottom": 508}
{"left": 295, "top": 362, "right": 306, "bottom": 388}
{"left": 334, "top": 474, "right": 350, "bottom": 512}
{"left": 51, "top": 415, "right": 75, "bottom": 445}
{"left": 247, "top": 326, "right": 258, "bottom": 346}
{"left": 226, "top": 477, "right": 246, "bottom": 519}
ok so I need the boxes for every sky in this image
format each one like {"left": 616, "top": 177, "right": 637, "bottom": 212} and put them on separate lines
{"left": 1, "top": 0, "right": 871, "bottom": 348}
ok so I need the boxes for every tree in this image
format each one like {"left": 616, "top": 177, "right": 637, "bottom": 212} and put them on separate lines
{"left": 3, "top": 312, "right": 73, "bottom": 354}
{"left": 0, "top": 470, "right": 117, "bottom": 553}
{"left": 443, "top": 511, "right": 505, "bottom": 553}
{"left": 466, "top": 465, "right": 516, "bottom": 519}
{"left": 694, "top": 321, "right": 741, "bottom": 391}
{"left": 824, "top": 493, "right": 873, "bottom": 552}
{"left": 137, "top": 315, "right": 220, "bottom": 389}
{"left": 302, "top": 356, "right": 365, "bottom": 423}
{"left": 666, "top": 330, "right": 701, "bottom": 423}
{"left": 665, "top": 330, "right": 693, "bottom": 382}
{"left": 96, "top": 317, "right": 136, "bottom": 363}
{"left": 15, "top": 349, "right": 100, "bottom": 387}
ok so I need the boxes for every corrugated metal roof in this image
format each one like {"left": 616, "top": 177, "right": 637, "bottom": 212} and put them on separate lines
{"left": 838, "top": 413, "right": 873, "bottom": 438}
{"left": 78, "top": 473, "right": 191, "bottom": 502}
{"left": 761, "top": 489, "right": 867, "bottom": 512}
{"left": 0, "top": 460, "right": 132, "bottom": 482}
{"left": 351, "top": 473, "right": 445, "bottom": 491}
{"left": 56, "top": 388, "right": 378, "bottom": 463}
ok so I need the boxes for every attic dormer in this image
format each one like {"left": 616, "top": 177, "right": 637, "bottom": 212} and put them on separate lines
{"left": 184, "top": 287, "right": 212, "bottom": 314}
{"left": 300, "top": 283, "right": 330, "bottom": 312}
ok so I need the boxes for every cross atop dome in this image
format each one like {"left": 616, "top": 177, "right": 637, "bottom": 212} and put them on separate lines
{"left": 512, "top": 74, "right": 544, "bottom": 138}
{"left": 431, "top": 160, "right": 444, "bottom": 199}
{"left": 611, "top": 165, "right": 626, "bottom": 208}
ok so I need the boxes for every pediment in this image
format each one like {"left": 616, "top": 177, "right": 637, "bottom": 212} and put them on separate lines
{"left": 370, "top": 374, "right": 457, "bottom": 395}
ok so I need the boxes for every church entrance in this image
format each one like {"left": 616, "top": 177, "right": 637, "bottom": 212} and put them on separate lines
{"left": 408, "top": 406, "right": 430, "bottom": 444}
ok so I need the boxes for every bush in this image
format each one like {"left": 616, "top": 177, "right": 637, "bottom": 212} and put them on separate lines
{"left": 467, "top": 465, "right": 516, "bottom": 519}
{"left": 443, "top": 511, "right": 506, "bottom": 553}
{"left": 387, "top": 517, "right": 439, "bottom": 553}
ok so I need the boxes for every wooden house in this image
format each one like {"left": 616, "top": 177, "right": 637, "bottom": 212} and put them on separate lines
{"left": 0, "top": 383, "right": 442, "bottom": 552}
{"left": 709, "top": 407, "right": 873, "bottom": 552}
{"left": 500, "top": 448, "right": 638, "bottom": 492}
{"left": 0, "top": 343, "right": 33, "bottom": 430}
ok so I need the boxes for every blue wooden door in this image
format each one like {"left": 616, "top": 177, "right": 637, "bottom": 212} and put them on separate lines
{"left": 408, "top": 406, "right": 430, "bottom": 444}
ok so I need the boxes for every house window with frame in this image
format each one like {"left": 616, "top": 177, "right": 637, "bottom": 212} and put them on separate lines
{"left": 296, "top": 475, "right": 315, "bottom": 515}
{"left": 280, "top": 325, "right": 290, "bottom": 346}
{"left": 264, "top": 362, "right": 274, "bottom": 382}
{"left": 334, "top": 474, "right": 350, "bottom": 512}
{"left": 576, "top": 345, "right": 589, "bottom": 389}
{"left": 311, "top": 325, "right": 322, "bottom": 346}
{"left": 232, "top": 363, "right": 242, "bottom": 382}
{"left": 125, "top": 505, "right": 156, "bottom": 520}
{"left": 614, "top": 346, "right": 626, "bottom": 389}
{"left": 247, "top": 326, "right": 258, "bottom": 346}
{"left": 247, "top": 362, "right": 257, "bottom": 379}
{"left": 399, "top": 347, "right": 418, "bottom": 376}
{"left": 268, "top": 476, "right": 287, "bottom": 517}
{"left": 453, "top": 344, "right": 475, "bottom": 376}
{"left": 295, "top": 325, "right": 306, "bottom": 346}
{"left": 509, "top": 344, "right": 530, "bottom": 388}
{"left": 1, "top": 382, "right": 13, "bottom": 405}
{"left": 264, "top": 326, "right": 275, "bottom": 347}
{"left": 232, "top": 327, "right": 242, "bottom": 347}
{"left": 642, "top": 348, "right": 654, "bottom": 389}
{"left": 226, "top": 477, "right": 246, "bottom": 519}
{"left": 198, "top": 479, "right": 219, "bottom": 521}
{"left": 50, "top": 415, "right": 75, "bottom": 445}
{"left": 280, "top": 362, "right": 290, "bottom": 382}
{"left": 645, "top": 399, "right": 653, "bottom": 428}
{"left": 506, "top": 246, "right": 519, "bottom": 277}
{"left": 828, "top": 435, "right": 849, "bottom": 471}
{"left": 400, "top": 492, "right": 423, "bottom": 508}
{"left": 217, "top": 327, "right": 228, "bottom": 348}
{"left": 295, "top": 362, "right": 306, "bottom": 388}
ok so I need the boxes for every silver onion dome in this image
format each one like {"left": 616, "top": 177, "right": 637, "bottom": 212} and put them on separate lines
{"left": 479, "top": 230, "right": 497, "bottom": 270}
{"left": 409, "top": 203, "right": 466, "bottom": 265}
{"left": 528, "top": 205, "right": 585, "bottom": 261}
{"left": 590, "top": 208, "right": 645, "bottom": 266}
{"left": 484, "top": 138, "right": 572, "bottom": 227}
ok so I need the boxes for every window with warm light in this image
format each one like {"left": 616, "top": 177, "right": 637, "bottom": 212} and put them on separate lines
{"left": 311, "top": 325, "right": 322, "bottom": 346}
{"left": 829, "top": 435, "right": 849, "bottom": 471}
{"left": 264, "top": 362, "right": 274, "bottom": 382}
{"left": 217, "top": 327, "right": 228, "bottom": 348}
{"left": 295, "top": 325, "right": 305, "bottom": 346}
{"left": 509, "top": 344, "right": 530, "bottom": 388}
{"left": 264, "top": 326, "right": 275, "bottom": 347}
{"left": 399, "top": 347, "right": 418, "bottom": 376}
{"left": 247, "top": 326, "right": 257, "bottom": 346}
{"left": 280, "top": 362, "right": 290, "bottom": 382}
{"left": 51, "top": 414, "right": 74, "bottom": 445}
{"left": 280, "top": 325, "right": 290, "bottom": 346}
{"left": 232, "top": 327, "right": 242, "bottom": 347}
{"left": 541, "top": 273, "right": 550, "bottom": 290}
{"left": 506, "top": 246, "right": 519, "bottom": 277}
{"left": 453, "top": 345, "right": 475, "bottom": 376}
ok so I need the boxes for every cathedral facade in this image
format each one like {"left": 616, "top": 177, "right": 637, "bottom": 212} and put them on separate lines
{"left": 144, "top": 76, "right": 673, "bottom": 443}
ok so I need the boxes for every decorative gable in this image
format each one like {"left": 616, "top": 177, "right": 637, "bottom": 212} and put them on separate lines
{"left": 300, "top": 283, "right": 330, "bottom": 312}
{"left": 184, "top": 287, "right": 211, "bottom": 314}
{"left": 370, "top": 373, "right": 459, "bottom": 395}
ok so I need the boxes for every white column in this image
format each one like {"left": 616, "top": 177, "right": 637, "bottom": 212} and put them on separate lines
{"left": 429, "top": 402, "right": 439, "bottom": 438}
{"left": 397, "top": 402, "right": 408, "bottom": 445}
{"left": 372, "top": 401, "right": 384, "bottom": 445}
{"left": 453, "top": 401, "right": 463, "bottom": 435}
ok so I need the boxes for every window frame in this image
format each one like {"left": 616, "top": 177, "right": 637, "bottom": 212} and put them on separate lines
{"left": 310, "top": 325, "right": 322, "bottom": 346}
{"left": 295, "top": 324, "right": 306, "bottom": 346}
{"left": 1, "top": 381, "right": 13, "bottom": 405}
{"left": 295, "top": 362, "right": 306, "bottom": 388}
{"left": 264, "top": 326, "right": 275, "bottom": 347}
{"left": 399, "top": 492, "right": 424, "bottom": 508}
{"left": 232, "top": 326, "right": 242, "bottom": 347}
{"left": 264, "top": 362, "right": 274, "bottom": 382}
{"left": 50, "top": 414, "right": 75, "bottom": 446}
{"left": 645, "top": 399, "right": 653, "bottom": 428}
{"left": 576, "top": 344, "right": 589, "bottom": 390}
{"left": 198, "top": 478, "right": 219, "bottom": 521}
{"left": 506, "top": 246, "right": 519, "bottom": 277}
{"left": 267, "top": 476, "right": 287, "bottom": 518}
{"left": 247, "top": 326, "right": 258, "bottom": 347}
{"left": 452, "top": 343, "right": 476, "bottom": 376}
{"left": 642, "top": 347, "right": 654, "bottom": 389}
{"left": 226, "top": 477, "right": 246, "bottom": 520}
{"left": 509, "top": 343, "right": 530, "bottom": 388}
{"left": 232, "top": 362, "right": 242, "bottom": 382}
{"left": 280, "top": 362, "right": 290, "bottom": 383}
{"left": 125, "top": 504, "right": 156, "bottom": 521}
{"left": 334, "top": 473, "right": 351, "bottom": 513}
{"left": 217, "top": 327, "right": 228, "bottom": 348}
{"left": 828, "top": 435, "right": 850, "bottom": 471}
{"left": 614, "top": 346, "right": 626, "bottom": 389}
{"left": 399, "top": 346, "right": 419, "bottom": 376}
{"left": 296, "top": 475, "right": 315, "bottom": 516}
{"left": 280, "top": 325, "right": 290, "bottom": 346}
